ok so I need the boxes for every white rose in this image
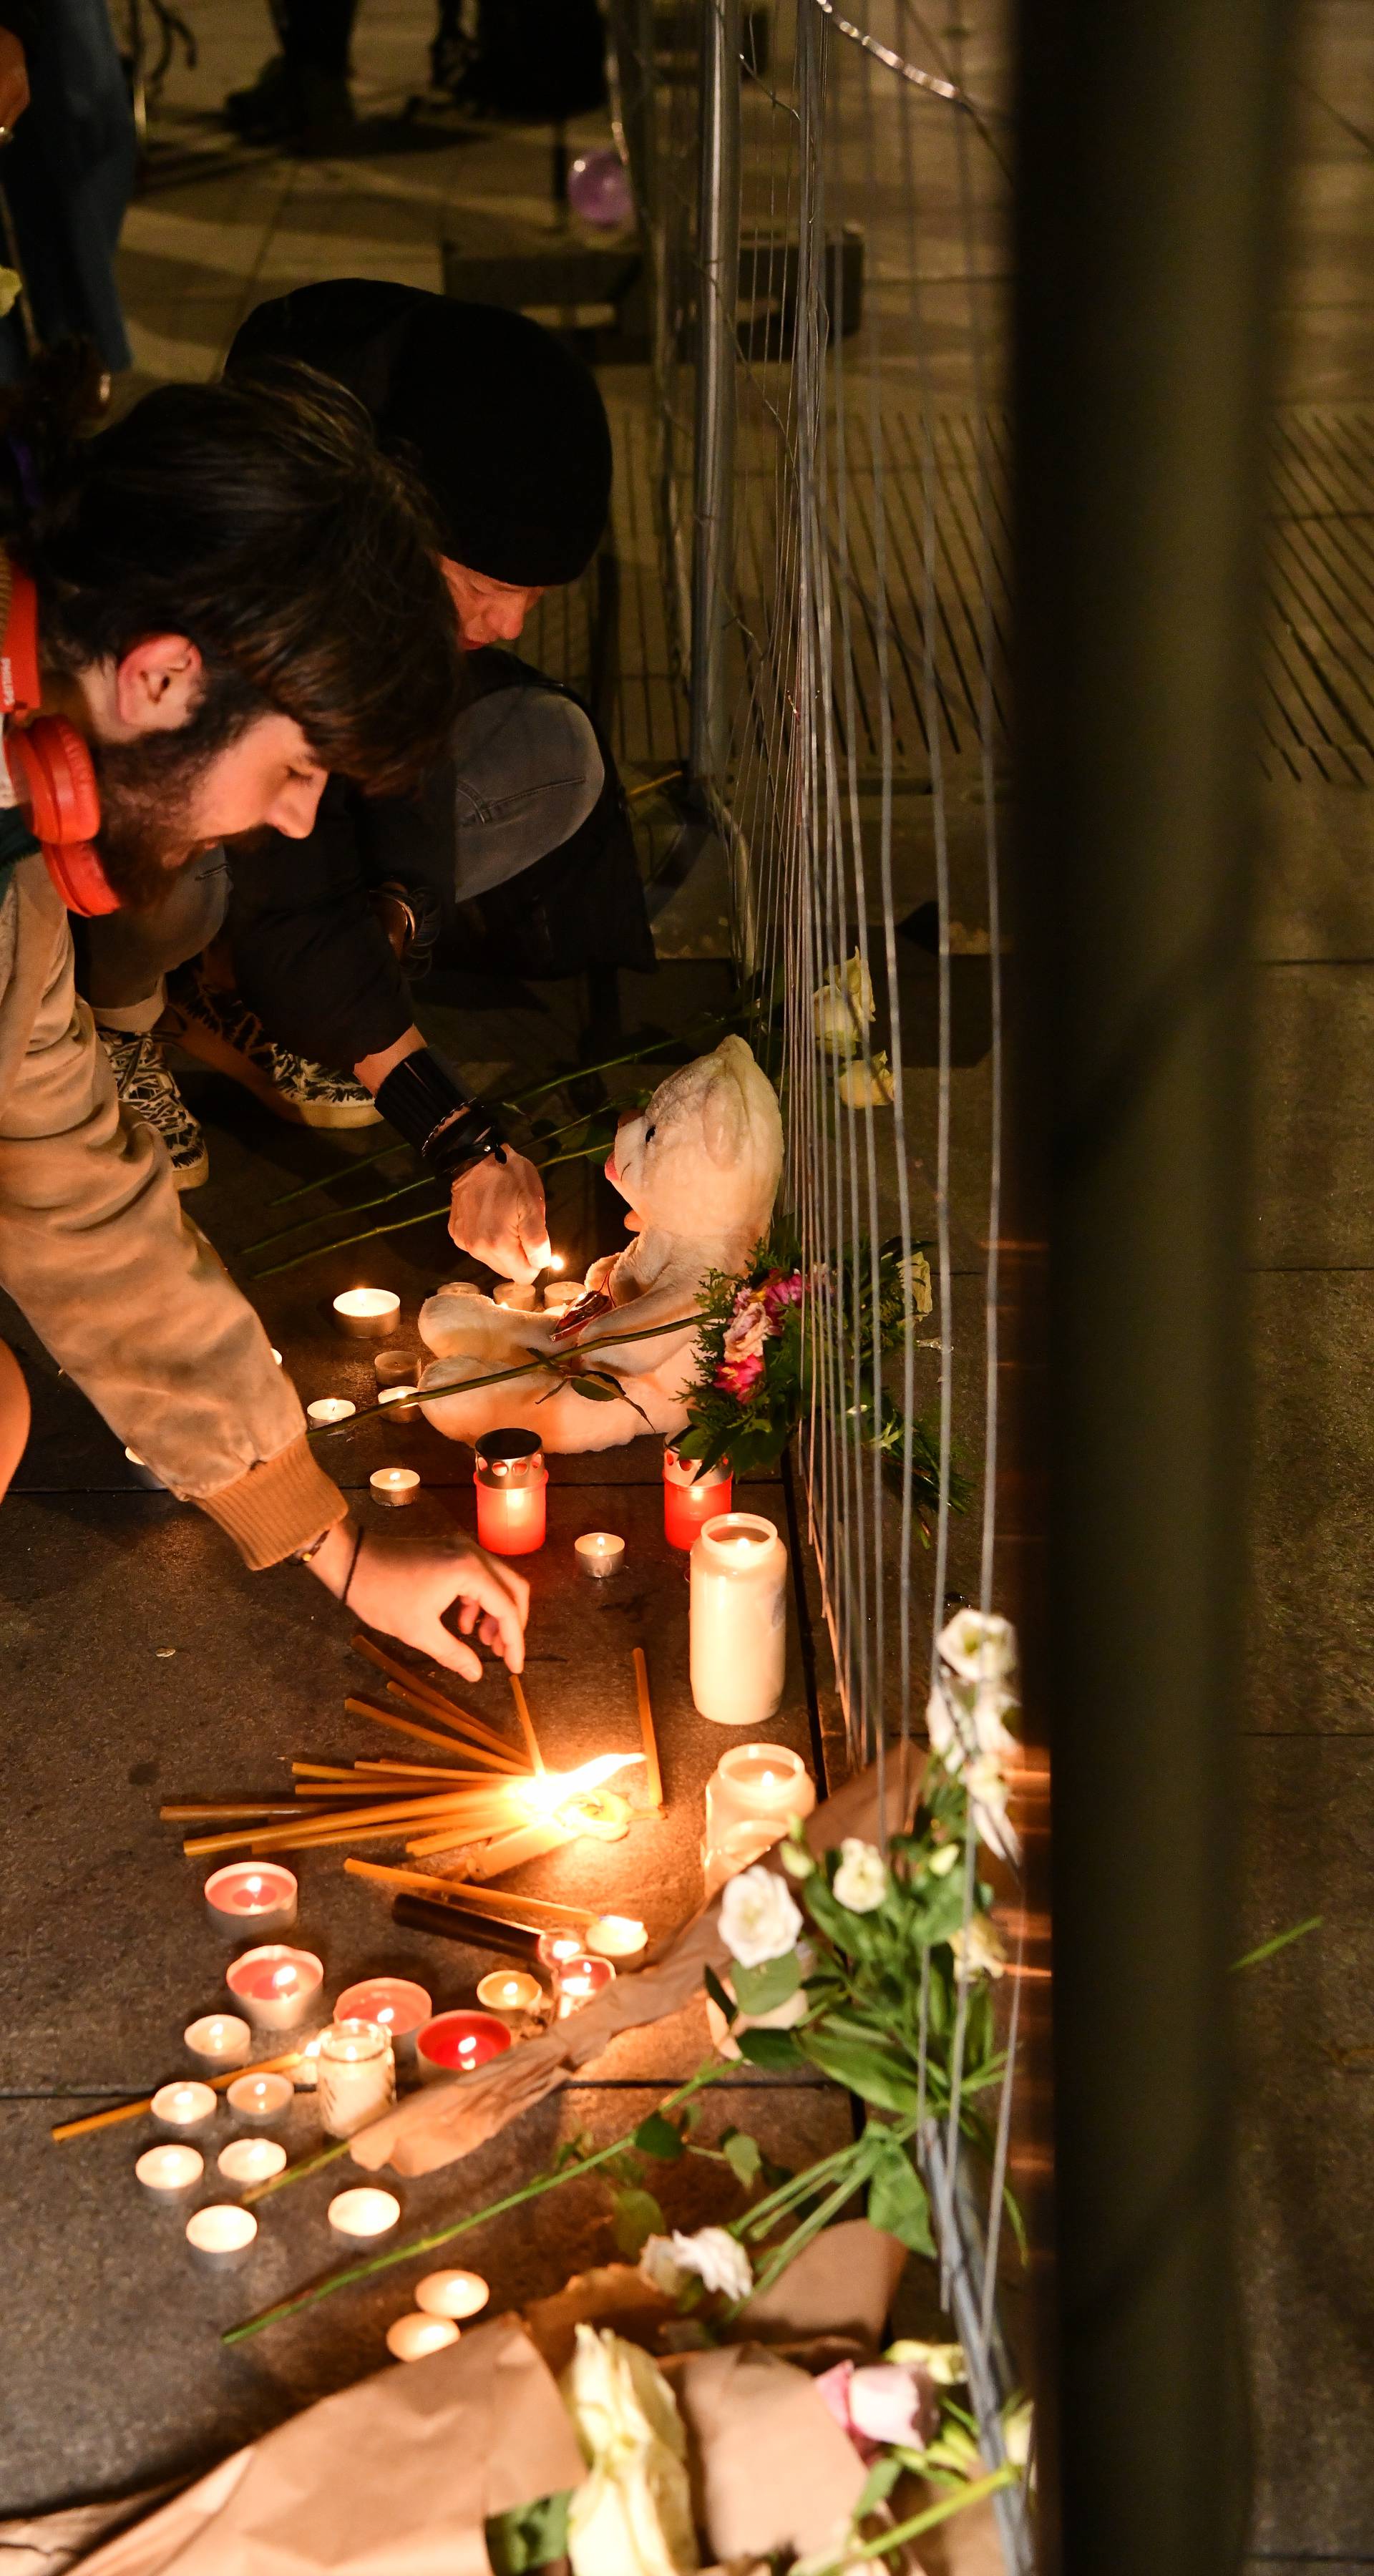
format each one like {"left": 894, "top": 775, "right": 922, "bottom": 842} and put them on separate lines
{"left": 718, "top": 1863, "right": 803, "bottom": 1968}
{"left": 722, "top": 1297, "right": 771, "bottom": 1363}
{"left": 832, "top": 1838, "right": 887, "bottom": 1913}
{"left": 948, "top": 1915, "right": 1008, "bottom": 1981}
{"left": 837, "top": 1051, "right": 896, "bottom": 1108}
{"left": 1002, "top": 2397, "right": 1034, "bottom": 2473}
{"left": 926, "top": 1674, "right": 1018, "bottom": 1770}
{"left": 886, "top": 2337, "right": 968, "bottom": 2386}
{"left": 563, "top": 2328, "right": 699, "bottom": 2576}
{"left": 668, "top": 2225, "right": 753, "bottom": 2303}
{"left": 637, "top": 2235, "right": 686, "bottom": 2298}
{"left": 937, "top": 1607, "right": 1017, "bottom": 1682}
{"left": 813, "top": 951, "right": 876, "bottom": 1057}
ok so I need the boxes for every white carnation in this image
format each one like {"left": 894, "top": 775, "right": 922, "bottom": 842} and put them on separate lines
{"left": 668, "top": 2225, "right": 753, "bottom": 2303}
{"left": 718, "top": 1863, "right": 802, "bottom": 1967}
{"left": 937, "top": 1607, "right": 1016, "bottom": 1682}
{"left": 832, "top": 1837, "right": 887, "bottom": 1913}
{"left": 637, "top": 2235, "right": 686, "bottom": 2298}
{"left": 948, "top": 1915, "right": 1008, "bottom": 1981}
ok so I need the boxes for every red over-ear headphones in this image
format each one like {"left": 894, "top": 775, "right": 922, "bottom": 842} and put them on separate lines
{"left": 1, "top": 562, "right": 117, "bottom": 916}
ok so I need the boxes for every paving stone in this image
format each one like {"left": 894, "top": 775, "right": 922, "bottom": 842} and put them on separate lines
{"left": 1249, "top": 1270, "right": 1374, "bottom": 1732}
{"left": 1252, "top": 962, "right": 1374, "bottom": 1268}
{"left": 0, "top": 2079, "right": 851, "bottom": 2514}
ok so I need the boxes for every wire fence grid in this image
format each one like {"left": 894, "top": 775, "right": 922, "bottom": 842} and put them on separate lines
{"left": 604, "top": 1, "right": 1032, "bottom": 2562}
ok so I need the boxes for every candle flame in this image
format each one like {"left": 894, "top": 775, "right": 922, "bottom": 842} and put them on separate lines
{"left": 549, "top": 1252, "right": 565, "bottom": 1271}
{"left": 271, "top": 1965, "right": 298, "bottom": 1992}
{"left": 520, "top": 1750, "right": 644, "bottom": 1817}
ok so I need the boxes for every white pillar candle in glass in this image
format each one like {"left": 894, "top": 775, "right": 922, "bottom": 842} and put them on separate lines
{"left": 333, "top": 1288, "right": 401, "bottom": 1340}
{"left": 136, "top": 2143, "right": 203, "bottom": 2197}
{"left": 328, "top": 2187, "right": 400, "bottom": 2240}
{"left": 183, "top": 2013, "right": 253, "bottom": 2069}
{"left": 689, "top": 1513, "right": 789, "bottom": 1726}
{"left": 415, "top": 2268, "right": 489, "bottom": 2319}
{"left": 386, "top": 2312, "right": 461, "bottom": 2362}
{"left": 703, "top": 1818, "right": 784, "bottom": 1902}
{"left": 186, "top": 2205, "right": 257, "bottom": 2269}
{"left": 151, "top": 2080, "right": 217, "bottom": 2132}
{"left": 316, "top": 2019, "right": 396, "bottom": 2138}
{"left": 218, "top": 2136, "right": 287, "bottom": 2187}
{"left": 703, "top": 1741, "right": 816, "bottom": 1893}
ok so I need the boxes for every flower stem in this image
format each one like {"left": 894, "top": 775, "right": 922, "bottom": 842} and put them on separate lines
{"left": 241, "top": 2135, "right": 351, "bottom": 2205}
{"left": 243, "top": 1171, "right": 440, "bottom": 1258}
{"left": 221, "top": 2064, "right": 724, "bottom": 2346}
{"left": 251, "top": 1197, "right": 449, "bottom": 1277}
{"left": 266, "top": 1143, "right": 411, "bottom": 1208}
{"left": 807, "top": 2465, "right": 1019, "bottom": 2572}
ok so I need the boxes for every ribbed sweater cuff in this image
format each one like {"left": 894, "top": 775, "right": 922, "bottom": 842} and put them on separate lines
{"left": 191, "top": 1435, "right": 347, "bottom": 1571}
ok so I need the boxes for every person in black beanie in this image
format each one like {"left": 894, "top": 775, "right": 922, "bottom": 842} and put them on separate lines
{"left": 77, "top": 285, "right": 654, "bottom": 1283}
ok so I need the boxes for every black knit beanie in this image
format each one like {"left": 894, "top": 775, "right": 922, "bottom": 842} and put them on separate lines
{"left": 227, "top": 282, "right": 612, "bottom": 588}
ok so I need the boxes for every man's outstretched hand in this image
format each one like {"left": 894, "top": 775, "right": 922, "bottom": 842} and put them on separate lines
{"left": 449, "top": 1148, "right": 550, "bottom": 1284}
{"left": 307, "top": 1522, "right": 528, "bottom": 1682}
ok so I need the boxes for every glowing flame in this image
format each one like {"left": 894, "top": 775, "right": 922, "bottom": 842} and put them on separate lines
{"left": 549, "top": 1252, "right": 565, "bottom": 1272}
{"left": 519, "top": 1751, "right": 644, "bottom": 1817}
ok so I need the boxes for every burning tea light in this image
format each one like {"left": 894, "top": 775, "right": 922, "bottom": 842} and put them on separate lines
{"left": 542, "top": 1281, "right": 580, "bottom": 1313}
{"left": 378, "top": 1385, "right": 421, "bottom": 1421}
{"left": 494, "top": 1280, "right": 538, "bottom": 1311}
{"left": 689, "top": 1513, "right": 789, "bottom": 1727}
{"left": 151, "top": 2081, "right": 217, "bottom": 2132}
{"left": 186, "top": 2205, "right": 258, "bottom": 2268}
{"left": 585, "top": 1915, "right": 648, "bottom": 1961}
{"left": 415, "top": 2010, "right": 512, "bottom": 2084}
{"left": 225, "top": 2069, "right": 295, "bottom": 2122}
{"left": 218, "top": 2137, "right": 287, "bottom": 2186}
{"left": 225, "top": 1944, "right": 323, "bottom": 2032}
{"left": 663, "top": 1443, "right": 733, "bottom": 1550}
{"left": 136, "top": 2143, "right": 203, "bottom": 2197}
{"left": 333, "top": 1287, "right": 401, "bottom": 1340}
{"left": 553, "top": 1953, "right": 616, "bottom": 2019}
{"left": 293, "top": 2036, "right": 323, "bottom": 2090}
{"left": 474, "top": 1429, "right": 547, "bottom": 1556}
{"left": 203, "top": 1861, "right": 298, "bottom": 1939}
{"left": 371, "top": 1465, "right": 420, "bottom": 1508}
{"left": 386, "top": 2312, "right": 460, "bottom": 2363}
{"left": 317, "top": 2020, "right": 396, "bottom": 2139}
{"left": 183, "top": 2013, "right": 252, "bottom": 2069}
{"left": 307, "top": 1396, "right": 356, "bottom": 1427}
{"left": 328, "top": 2187, "right": 401, "bottom": 2240}
{"left": 334, "top": 1977, "right": 432, "bottom": 2062}
{"left": 476, "top": 1968, "right": 545, "bottom": 2016}
{"left": 575, "top": 1530, "right": 625, "bottom": 1580}
{"left": 416, "top": 2268, "right": 489, "bottom": 2320}
{"left": 535, "top": 1928, "right": 587, "bottom": 1972}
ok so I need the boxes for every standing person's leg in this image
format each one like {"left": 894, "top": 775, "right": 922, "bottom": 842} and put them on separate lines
{"left": 0, "top": 0, "right": 137, "bottom": 386}
{"left": 79, "top": 849, "right": 231, "bottom": 1189}
{"left": 225, "top": 0, "right": 360, "bottom": 150}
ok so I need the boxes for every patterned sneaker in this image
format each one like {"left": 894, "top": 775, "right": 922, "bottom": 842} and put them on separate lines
{"left": 99, "top": 1028, "right": 210, "bottom": 1190}
{"left": 159, "top": 963, "right": 381, "bottom": 1131}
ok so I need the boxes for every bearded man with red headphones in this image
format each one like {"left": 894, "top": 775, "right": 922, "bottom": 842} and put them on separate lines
{"left": 0, "top": 357, "right": 529, "bottom": 1686}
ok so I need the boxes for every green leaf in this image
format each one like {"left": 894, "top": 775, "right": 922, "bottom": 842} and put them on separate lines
{"left": 485, "top": 2491, "right": 572, "bottom": 2575}
{"left": 703, "top": 1962, "right": 738, "bottom": 2027}
{"left": 611, "top": 2185, "right": 664, "bottom": 2258}
{"left": 866, "top": 2136, "right": 935, "bottom": 2253}
{"left": 730, "top": 1951, "right": 802, "bottom": 2016}
{"left": 721, "top": 2127, "right": 763, "bottom": 2190}
{"left": 632, "top": 2111, "right": 686, "bottom": 2162}
{"left": 566, "top": 1372, "right": 624, "bottom": 1402}
{"left": 798, "top": 2024, "right": 922, "bottom": 2113}
{"left": 735, "top": 2026, "right": 802, "bottom": 2070}
{"left": 854, "top": 2454, "right": 904, "bottom": 2517}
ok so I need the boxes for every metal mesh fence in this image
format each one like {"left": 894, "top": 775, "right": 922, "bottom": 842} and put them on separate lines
{"left": 604, "top": 1, "right": 1032, "bottom": 2560}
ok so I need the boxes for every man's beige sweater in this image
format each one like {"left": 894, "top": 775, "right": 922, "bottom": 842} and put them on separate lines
{"left": 0, "top": 855, "right": 346, "bottom": 1566}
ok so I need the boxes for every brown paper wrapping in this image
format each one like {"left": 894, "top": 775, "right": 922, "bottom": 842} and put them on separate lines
{"left": 72, "top": 2321, "right": 586, "bottom": 2576}
{"left": 670, "top": 2344, "right": 869, "bottom": 2562}
{"left": 351, "top": 1755, "right": 922, "bottom": 2180}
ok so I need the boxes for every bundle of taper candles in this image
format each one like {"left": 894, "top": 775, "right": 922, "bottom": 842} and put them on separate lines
{"left": 160, "top": 1636, "right": 663, "bottom": 1884}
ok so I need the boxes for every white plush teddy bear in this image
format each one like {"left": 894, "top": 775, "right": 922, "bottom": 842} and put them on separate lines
{"left": 417, "top": 1034, "right": 784, "bottom": 1453}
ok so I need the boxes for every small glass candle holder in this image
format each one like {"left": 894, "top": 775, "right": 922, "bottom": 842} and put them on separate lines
{"left": 703, "top": 1742, "right": 816, "bottom": 1895}
{"left": 183, "top": 2013, "right": 253, "bottom": 2069}
{"left": 203, "top": 1862, "right": 298, "bottom": 1941}
{"left": 474, "top": 1430, "right": 547, "bottom": 1556}
{"left": 415, "top": 2009, "right": 513, "bottom": 2084}
{"left": 317, "top": 2019, "right": 396, "bottom": 2140}
{"left": 151, "top": 2080, "right": 217, "bottom": 2133}
{"left": 225, "top": 1944, "right": 323, "bottom": 2032}
{"left": 386, "top": 2312, "right": 460, "bottom": 2363}
{"left": 186, "top": 2205, "right": 258, "bottom": 2269}
{"left": 553, "top": 1953, "right": 616, "bottom": 2019}
{"left": 333, "top": 1288, "right": 401, "bottom": 1340}
{"left": 535, "top": 1928, "right": 588, "bottom": 1974}
{"left": 136, "top": 2143, "right": 203, "bottom": 2197}
{"left": 663, "top": 1443, "right": 733, "bottom": 1549}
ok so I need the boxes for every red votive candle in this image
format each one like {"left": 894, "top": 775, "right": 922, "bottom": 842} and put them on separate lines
{"left": 554, "top": 1953, "right": 617, "bottom": 2019}
{"left": 415, "top": 2009, "right": 513, "bottom": 2084}
{"left": 474, "top": 1428, "right": 547, "bottom": 1556}
{"left": 663, "top": 1443, "right": 732, "bottom": 1549}
{"left": 203, "top": 1861, "right": 298, "bottom": 1940}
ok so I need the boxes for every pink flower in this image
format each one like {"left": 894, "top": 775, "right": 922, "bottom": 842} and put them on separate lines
{"left": 814, "top": 2358, "right": 940, "bottom": 2461}
{"left": 761, "top": 1269, "right": 804, "bottom": 1318}
{"left": 715, "top": 1350, "right": 765, "bottom": 1399}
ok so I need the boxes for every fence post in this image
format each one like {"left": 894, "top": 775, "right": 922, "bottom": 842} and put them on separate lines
{"left": 689, "top": 0, "right": 741, "bottom": 805}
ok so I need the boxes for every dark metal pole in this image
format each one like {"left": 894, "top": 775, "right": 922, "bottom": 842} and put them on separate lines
{"left": 1010, "top": 4, "right": 1288, "bottom": 2567}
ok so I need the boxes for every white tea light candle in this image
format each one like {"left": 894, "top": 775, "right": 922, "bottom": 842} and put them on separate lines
{"left": 333, "top": 1288, "right": 401, "bottom": 1340}
{"left": 203, "top": 1861, "right": 298, "bottom": 1939}
{"left": 135, "top": 2144, "right": 203, "bottom": 2197}
{"left": 585, "top": 1915, "right": 648, "bottom": 1961}
{"left": 151, "top": 2081, "right": 216, "bottom": 2133}
{"left": 575, "top": 1531, "right": 625, "bottom": 1579}
{"left": 378, "top": 1384, "right": 421, "bottom": 1420}
{"left": 186, "top": 2205, "right": 257, "bottom": 2268}
{"left": 183, "top": 2013, "right": 252, "bottom": 2069}
{"left": 218, "top": 2136, "right": 287, "bottom": 2186}
{"left": 494, "top": 1280, "right": 537, "bottom": 1310}
{"left": 225, "top": 1944, "right": 323, "bottom": 2032}
{"left": 689, "top": 1513, "right": 789, "bottom": 1727}
{"left": 374, "top": 1348, "right": 418, "bottom": 1390}
{"left": 317, "top": 2019, "right": 396, "bottom": 2139}
{"left": 370, "top": 1465, "right": 420, "bottom": 1508}
{"left": 225, "top": 2069, "right": 294, "bottom": 2122}
{"left": 476, "top": 1968, "right": 544, "bottom": 2016}
{"left": 415, "top": 2268, "right": 489, "bottom": 2320}
{"left": 386, "top": 2312, "right": 461, "bottom": 2363}
{"left": 328, "top": 2187, "right": 400, "bottom": 2240}
{"left": 307, "top": 1395, "right": 356, "bottom": 1427}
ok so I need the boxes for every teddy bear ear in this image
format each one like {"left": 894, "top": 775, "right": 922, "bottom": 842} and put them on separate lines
{"left": 702, "top": 1068, "right": 748, "bottom": 1167}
